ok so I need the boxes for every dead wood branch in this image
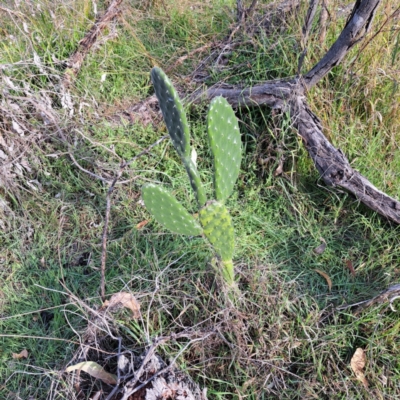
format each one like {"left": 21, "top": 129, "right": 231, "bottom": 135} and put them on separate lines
{"left": 190, "top": 78, "right": 295, "bottom": 108}
{"left": 62, "top": 0, "right": 123, "bottom": 89}
{"left": 189, "top": 0, "right": 400, "bottom": 223}
{"left": 289, "top": 91, "right": 400, "bottom": 223}
{"left": 298, "top": 0, "right": 320, "bottom": 74}
{"left": 304, "top": 0, "right": 380, "bottom": 89}
{"left": 337, "top": 283, "right": 400, "bottom": 314}
{"left": 318, "top": 0, "right": 330, "bottom": 44}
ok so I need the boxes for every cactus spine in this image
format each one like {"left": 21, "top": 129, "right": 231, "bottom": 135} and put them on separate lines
{"left": 142, "top": 67, "right": 242, "bottom": 287}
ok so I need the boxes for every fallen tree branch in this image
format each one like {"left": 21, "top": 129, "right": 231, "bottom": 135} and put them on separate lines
{"left": 189, "top": 0, "right": 400, "bottom": 223}
{"left": 304, "top": 0, "right": 380, "bottom": 89}
{"left": 290, "top": 89, "right": 400, "bottom": 223}
{"left": 62, "top": 0, "right": 123, "bottom": 89}
{"left": 190, "top": 78, "right": 295, "bottom": 108}
{"left": 337, "top": 283, "right": 400, "bottom": 314}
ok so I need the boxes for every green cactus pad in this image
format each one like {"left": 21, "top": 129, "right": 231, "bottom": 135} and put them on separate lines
{"left": 199, "top": 201, "right": 234, "bottom": 261}
{"left": 142, "top": 184, "right": 203, "bottom": 236}
{"left": 151, "top": 67, "right": 190, "bottom": 158}
{"left": 207, "top": 96, "right": 242, "bottom": 201}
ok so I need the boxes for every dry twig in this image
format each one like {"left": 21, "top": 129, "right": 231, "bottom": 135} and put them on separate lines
{"left": 336, "top": 283, "right": 400, "bottom": 314}
{"left": 62, "top": 0, "right": 124, "bottom": 89}
{"left": 99, "top": 136, "right": 167, "bottom": 300}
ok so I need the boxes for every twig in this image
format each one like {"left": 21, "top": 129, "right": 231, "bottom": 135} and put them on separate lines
{"left": 100, "top": 170, "right": 123, "bottom": 301}
{"left": 69, "top": 152, "right": 110, "bottom": 183}
{"left": 319, "top": 0, "right": 330, "bottom": 44}
{"left": 236, "top": 0, "right": 259, "bottom": 23}
{"left": 62, "top": 0, "right": 124, "bottom": 89}
{"left": 0, "top": 5, "right": 25, "bottom": 17}
{"left": 121, "top": 332, "right": 214, "bottom": 400}
{"left": 99, "top": 135, "right": 168, "bottom": 300}
{"left": 104, "top": 337, "right": 123, "bottom": 400}
{"left": 247, "top": 0, "right": 259, "bottom": 19}
{"left": 302, "top": 0, "right": 320, "bottom": 46}
{"left": 298, "top": 0, "right": 320, "bottom": 75}
{"left": 165, "top": 44, "right": 213, "bottom": 73}
{"left": 336, "top": 283, "right": 400, "bottom": 315}
{"left": 237, "top": 0, "right": 245, "bottom": 22}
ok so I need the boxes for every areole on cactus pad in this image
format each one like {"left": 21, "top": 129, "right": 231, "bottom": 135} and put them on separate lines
{"left": 142, "top": 67, "right": 242, "bottom": 288}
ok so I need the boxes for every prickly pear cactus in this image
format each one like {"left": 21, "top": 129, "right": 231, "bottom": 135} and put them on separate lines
{"left": 199, "top": 201, "right": 234, "bottom": 262}
{"left": 151, "top": 67, "right": 206, "bottom": 206}
{"left": 143, "top": 67, "right": 242, "bottom": 289}
{"left": 142, "top": 184, "right": 203, "bottom": 236}
{"left": 199, "top": 201, "right": 235, "bottom": 285}
{"left": 207, "top": 96, "right": 242, "bottom": 202}
{"left": 150, "top": 67, "right": 190, "bottom": 158}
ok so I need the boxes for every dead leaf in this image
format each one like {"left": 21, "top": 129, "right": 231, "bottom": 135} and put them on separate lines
{"left": 104, "top": 292, "right": 141, "bottom": 319}
{"left": 350, "top": 348, "right": 369, "bottom": 388}
{"left": 66, "top": 361, "right": 117, "bottom": 385}
{"left": 314, "top": 269, "right": 332, "bottom": 291}
{"left": 136, "top": 220, "right": 149, "bottom": 230}
{"left": 274, "top": 159, "right": 284, "bottom": 176}
{"left": 12, "top": 349, "right": 28, "bottom": 359}
{"left": 345, "top": 259, "right": 356, "bottom": 277}
{"left": 313, "top": 239, "right": 327, "bottom": 255}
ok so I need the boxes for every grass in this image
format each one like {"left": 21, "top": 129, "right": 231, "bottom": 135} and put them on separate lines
{"left": 1, "top": 0, "right": 400, "bottom": 398}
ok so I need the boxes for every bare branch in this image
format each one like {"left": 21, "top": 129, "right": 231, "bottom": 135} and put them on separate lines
{"left": 298, "top": 0, "right": 320, "bottom": 74}
{"left": 289, "top": 91, "right": 400, "bottom": 224}
{"left": 63, "top": 0, "right": 123, "bottom": 89}
{"left": 304, "top": 0, "right": 380, "bottom": 88}
{"left": 190, "top": 79, "right": 295, "bottom": 108}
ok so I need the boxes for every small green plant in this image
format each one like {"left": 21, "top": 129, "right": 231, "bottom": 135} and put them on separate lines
{"left": 142, "top": 67, "right": 242, "bottom": 287}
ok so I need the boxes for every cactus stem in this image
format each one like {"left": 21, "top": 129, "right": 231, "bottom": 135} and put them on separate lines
{"left": 221, "top": 259, "right": 235, "bottom": 286}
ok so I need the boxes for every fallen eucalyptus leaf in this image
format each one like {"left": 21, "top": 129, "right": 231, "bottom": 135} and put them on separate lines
{"left": 314, "top": 269, "right": 332, "bottom": 291}
{"left": 66, "top": 361, "right": 117, "bottom": 385}
{"left": 345, "top": 259, "right": 356, "bottom": 277}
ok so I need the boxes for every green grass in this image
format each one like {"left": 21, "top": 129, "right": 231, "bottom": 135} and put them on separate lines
{"left": 1, "top": 0, "right": 400, "bottom": 398}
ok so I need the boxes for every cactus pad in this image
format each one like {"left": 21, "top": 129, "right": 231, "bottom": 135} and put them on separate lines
{"left": 142, "top": 184, "right": 203, "bottom": 236}
{"left": 151, "top": 67, "right": 207, "bottom": 206}
{"left": 151, "top": 67, "right": 190, "bottom": 159}
{"left": 207, "top": 96, "right": 242, "bottom": 201}
{"left": 199, "top": 200, "right": 234, "bottom": 262}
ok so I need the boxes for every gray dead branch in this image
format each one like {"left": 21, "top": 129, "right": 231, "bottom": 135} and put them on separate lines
{"left": 62, "top": 0, "right": 123, "bottom": 90}
{"left": 190, "top": 0, "right": 400, "bottom": 224}
{"left": 337, "top": 283, "right": 400, "bottom": 314}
